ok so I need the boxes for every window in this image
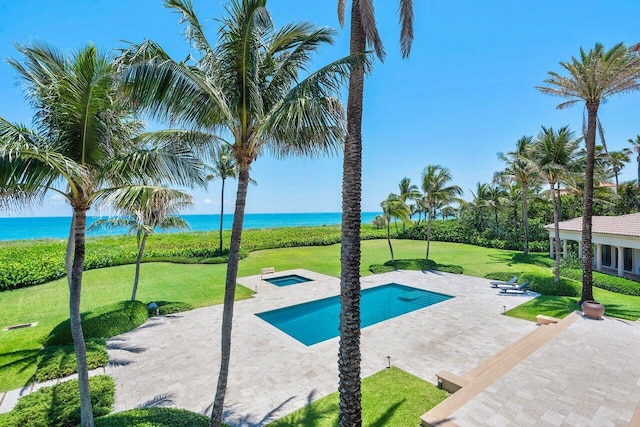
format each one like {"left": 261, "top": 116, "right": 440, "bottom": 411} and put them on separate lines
{"left": 624, "top": 248, "right": 633, "bottom": 272}
{"left": 602, "top": 245, "right": 612, "bottom": 267}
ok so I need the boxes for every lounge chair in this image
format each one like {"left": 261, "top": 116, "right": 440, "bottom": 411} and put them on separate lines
{"left": 490, "top": 276, "right": 518, "bottom": 288}
{"left": 499, "top": 281, "right": 530, "bottom": 294}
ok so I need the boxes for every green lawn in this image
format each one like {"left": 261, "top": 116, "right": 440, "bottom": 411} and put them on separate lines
{"left": 267, "top": 367, "right": 448, "bottom": 426}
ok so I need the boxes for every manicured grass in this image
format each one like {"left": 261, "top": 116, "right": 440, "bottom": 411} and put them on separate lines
{"left": 507, "top": 288, "right": 640, "bottom": 322}
{"left": 267, "top": 367, "right": 448, "bottom": 426}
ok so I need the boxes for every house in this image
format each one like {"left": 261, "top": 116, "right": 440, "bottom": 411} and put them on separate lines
{"left": 544, "top": 212, "right": 640, "bottom": 279}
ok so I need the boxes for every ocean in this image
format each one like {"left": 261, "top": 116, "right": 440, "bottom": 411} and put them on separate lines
{"left": 0, "top": 212, "right": 382, "bottom": 242}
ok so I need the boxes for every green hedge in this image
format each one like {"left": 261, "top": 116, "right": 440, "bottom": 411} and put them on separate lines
{"left": 398, "top": 221, "right": 548, "bottom": 253}
{"left": 34, "top": 339, "right": 108, "bottom": 382}
{"left": 1, "top": 375, "right": 114, "bottom": 427}
{"left": 485, "top": 272, "right": 580, "bottom": 297}
{"left": 0, "top": 225, "right": 388, "bottom": 291}
{"left": 562, "top": 268, "right": 640, "bottom": 296}
{"left": 45, "top": 301, "right": 148, "bottom": 347}
{"left": 369, "top": 259, "right": 463, "bottom": 275}
{"left": 94, "top": 408, "right": 217, "bottom": 427}
{"left": 153, "top": 301, "right": 195, "bottom": 315}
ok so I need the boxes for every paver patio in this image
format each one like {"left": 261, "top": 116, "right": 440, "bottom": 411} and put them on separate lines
{"left": 107, "top": 269, "right": 537, "bottom": 426}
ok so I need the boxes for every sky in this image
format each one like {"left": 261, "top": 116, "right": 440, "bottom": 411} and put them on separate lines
{"left": 1, "top": 0, "right": 640, "bottom": 217}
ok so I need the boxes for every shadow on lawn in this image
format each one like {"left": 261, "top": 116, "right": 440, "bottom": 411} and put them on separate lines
{"left": 487, "top": 252, "right": 553, "bottom": 269}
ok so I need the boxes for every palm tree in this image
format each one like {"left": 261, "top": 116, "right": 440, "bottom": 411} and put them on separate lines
{"left": 421, "top": 165, "right": 462, "bottom": 259}
{"left": 537, "top": 43, "right": 640, "bottom": 302}
{"left": 89, "top": 187, "right": 192, "bottom": 300}
{"left": 380, "top": 193, "right": 410, "bottom": 262}
{"left": 468, "top": 182, "right": 491, "bottom": 232}
{"left": 628, "top": 135, "right": 640, "bottom": 183}
{"left": 397, "top": 177, "right": 420, "bottom": 231}
{"left": 119, "top": 2, "right": 353, "bottom": 425}
{"left": 336, "top": 1, "right": 414, "bottom": 424}
{"left": 0, "top": 43, "right": 201, "bottom": 427}
{"left": 496, "top": 135, "right": 538, "bottom": 255}
{"left": 206, "top": 145, "right": 237, "bottom": 256}
{"left": 533, "top": 126, "right": 580, "bottom": 282}
{"left": 608, "top": 148, "right": 631, "bottom": 192}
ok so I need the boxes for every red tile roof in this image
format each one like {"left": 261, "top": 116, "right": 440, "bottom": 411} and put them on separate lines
{"left": 544, "top": 213, "right": 640, "bottom": 238}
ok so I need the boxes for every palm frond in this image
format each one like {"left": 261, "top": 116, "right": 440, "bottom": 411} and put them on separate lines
{"left": 358, "top": 0, "right": 385, "bottom": 60}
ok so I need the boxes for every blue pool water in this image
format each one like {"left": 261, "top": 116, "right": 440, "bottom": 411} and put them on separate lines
{"left": 265, "top": 274, "right": 312, "bottom": 287}
{"left": 256, "top": 283, "right": 453, "bottom": 346}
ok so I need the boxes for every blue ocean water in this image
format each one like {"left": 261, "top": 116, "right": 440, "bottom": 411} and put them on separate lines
{"left": 0, "top": 212, "right": 381, "bottom": 242}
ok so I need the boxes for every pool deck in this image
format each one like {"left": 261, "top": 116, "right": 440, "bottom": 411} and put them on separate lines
{"left": 106, "top": 269, "right": 539, "bottom": 425}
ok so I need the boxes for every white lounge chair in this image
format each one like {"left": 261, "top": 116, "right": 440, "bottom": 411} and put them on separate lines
{"left": 490, "top": 276, "right": 518, "bottom": 288}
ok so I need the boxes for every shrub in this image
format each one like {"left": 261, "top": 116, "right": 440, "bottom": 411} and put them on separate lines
{"left": 369, "top": 259, "right": 463, "bottom": 274}
{"left": 1, "top": 375, "right": 114, "bottom": 427}
{"left": 153, "top": 301, "right": 195, "bottom": 315}
{"left": 34, "top": 339, "right": 108, "bottom": 382}
{"left": 562, "top": 268, "right": 640, "bottom": 296}
{"left": 559, "top": 252, "right": 581, "bottom": 270}
{"left": 45, "top": 301, "right": 148, "bottom": 347}
{"left": 94, "top": 407, "right": 215, "bottom": 427}
{"left": 520, "top": 272, "right": 580, "bottom": 297}
{"left": 485, "top": 272, "right": 579, "bottom": 296}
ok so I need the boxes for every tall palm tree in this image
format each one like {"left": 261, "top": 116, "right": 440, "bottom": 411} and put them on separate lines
{"left": 119, "top": 2, "right": 353, "bottom": 425}
{"left": 336, "top": 1, "right": 414, "bottom": 424}
{"left": 537, "top": 43, "right": 640, "bottom": 302}
{"left": 496, "top": 135, "right": 538, "bottom": 255}
{"left": 206, "top": 145, "right": 237, "bottom": 256}
{"left": 421, "top": 165, "right": 462, "bottom": 259}
{"left": 533, "top": 125, "right": 580, "bottom": 282}
{"left": 397, "top": 177, "right": 420, "bottom": 231}
{"left": 628, "top": 135, "right": 640, "bottom": 183}
{"left": 608, "top": 148, "right": 631, "bottom": 192}
{"left": 468, "top": 182, "right": 491, "bottom": 232}
{"left": 0, "top": 43, "right": 201, "bottom": 427}
{"left": 380, "top": 193, "right": 410, "bottom": 262}
{"left": 89, "top": 187, "right": 192, "bottom": 300}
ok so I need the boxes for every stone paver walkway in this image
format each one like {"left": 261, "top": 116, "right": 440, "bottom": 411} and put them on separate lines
{"left": 107, "top": 269, "right": 537, "bottom": 426}
{"left": 435, "top": 313, "right": 640, "bottom": 426}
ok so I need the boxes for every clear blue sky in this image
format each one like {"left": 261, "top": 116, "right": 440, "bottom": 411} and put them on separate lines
{"left": 2, "top": 0, "right": 640, "bottom": 217}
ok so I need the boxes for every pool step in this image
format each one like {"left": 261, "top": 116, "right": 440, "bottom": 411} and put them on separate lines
{"left": 406, "top": 295, "right": 447, "bottom": 308}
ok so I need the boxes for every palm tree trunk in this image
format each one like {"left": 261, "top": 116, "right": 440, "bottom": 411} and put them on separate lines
{"left": 219, "top": 177, "right": 226, "bottom": 256}
{"left": 522, "top": 183, "right": 529, "bottom": 256}
{"left": 425, "top": 209, "right": 433, "bottom": 259}
{"left": 556, "top": 182, "right": 563, "bottom": 221}
{"left": 550, "top": 183, "right": 561, "bottom": 282}
{"left": 66, "top": 214, "right": 75, "bottom": 282}
{"left": 636, "top": 154, "right": 640, "bottom": 184}
{"left": 386, "top": 219, "right": 395, "bottom": 263}
{"left": 338, "top": 3, "right": 365, "bottom": 426}
{"left": 69, "top": 205, "right": 93, "bottom": 427}
{"left": 614, "top": 169, "right": 620, "bottom": 193}
{"left": 131, "top": 232, "right": 148, "bottom": 301}
{"left": 211, "top": 161, "right": 251, "bottom": 427}
{"left": 581, "top": 103, "right": 598, "bottom": 303}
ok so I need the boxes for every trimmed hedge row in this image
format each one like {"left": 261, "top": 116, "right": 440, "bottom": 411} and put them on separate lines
{"left": 0, "top": 225, "right": 388, "bottom": 291}
{"left": 369, "top": 259, "right": 464, "bottom": 275}
{"left": 1, "top": 375, "right": 114, "bottom": 427}
{"left": 44, "top": 301, "right": 148, "bottom": 347}
{"left": 34, "top": 339, "right": 108, "bottom": 382}
{"left": 94, "top": 408, "right": 216, "bottom": 427}
{"left": 398, "top": 221, "right": 549, "bottom": 253}
{"left": 561, "top": 268, "right": 640, "bottom": 296}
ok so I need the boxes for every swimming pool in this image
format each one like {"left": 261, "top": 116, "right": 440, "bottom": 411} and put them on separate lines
{"left": 256, "top": 283, "right": 452, "bottom": 345}
{"left": 264, "top": 274, "right": 312, "bottom": 286}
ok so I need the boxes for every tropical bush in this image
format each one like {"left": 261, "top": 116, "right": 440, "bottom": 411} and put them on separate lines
{"left": 369, "top": 258, "right": 463, "bottom": 274}
{"left": 562, "top": 268, "right": 640, "bottom": 296}
{"left": 94, "top": 408, "right": 215, "bottom": 427}
{"left": 34, "top": 340, "right": 108, "bottom": 382}
{"left": 1, "top": 375, "right": 114, "bottom": 427}
{"left": 154, "top": 300, "right": 195, "bottom": 315}
{"left": 45, "top": 301, "right": 148, "bottom": 346}
{"left": 398, "top": 220, "right": 548, "bottom": 253}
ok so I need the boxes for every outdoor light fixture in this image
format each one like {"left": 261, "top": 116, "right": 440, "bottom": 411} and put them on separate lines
{"left": 503, "top": 305, "right": 507, "bottom": 314}
{"left": 387, "top": 355, "right": 391, "bottom": 369}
